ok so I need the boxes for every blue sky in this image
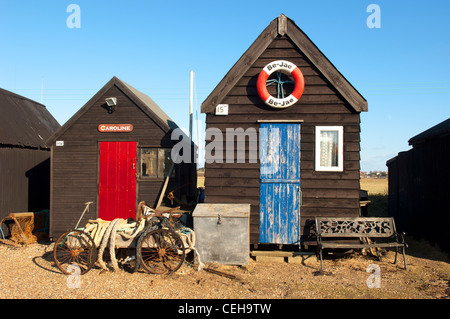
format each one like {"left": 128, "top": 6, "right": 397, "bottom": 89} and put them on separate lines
{"left": 0, "top": 0, "right": 449, "bottom": 171}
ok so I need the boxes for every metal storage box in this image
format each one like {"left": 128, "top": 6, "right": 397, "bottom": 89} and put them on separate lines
{"left": 193, "top": 203, "right": 250, "bottom": 265}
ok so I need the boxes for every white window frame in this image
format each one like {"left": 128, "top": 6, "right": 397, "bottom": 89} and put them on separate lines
{"left": 315, "top": 126, "right": 344, "bottom": 172}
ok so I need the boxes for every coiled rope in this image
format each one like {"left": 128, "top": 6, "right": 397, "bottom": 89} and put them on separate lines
{"left": 84, "top": 218, "right": 145, "bottom": 271}
{"left": 178, "top": 226, "right": 204, "bottom": 271}
{"left": 83, "top": 216, "right": 200, "bottom": 272}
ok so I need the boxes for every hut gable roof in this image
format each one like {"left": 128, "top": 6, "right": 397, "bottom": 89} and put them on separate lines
{"left": 201, "top": 14, "right": 368, "bottom": 114}
{"left": 408, "top": 118, "right": 450, "bottom": 146}
{"left": 0, "top": 88, "right": 60, "bottom": 149}
{"left": 47, "top": 76, "right": 179, "bottom": 145}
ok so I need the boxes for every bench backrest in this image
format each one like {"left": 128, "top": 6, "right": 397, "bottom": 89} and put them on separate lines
{"left": 315, "top": 217, "right": 396, "bottom": 238}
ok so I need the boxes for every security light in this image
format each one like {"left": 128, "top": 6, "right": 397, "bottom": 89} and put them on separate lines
{"left": 105, "top": 97, "right": 117, "bottom": 113}
{"left": 105, "top": 97, "right": 117, "bottom": 107}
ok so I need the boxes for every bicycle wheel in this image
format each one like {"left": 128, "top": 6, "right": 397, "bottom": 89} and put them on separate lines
{"left": 138, "top": 228, "right": 185, "bottom": 274}
{"left": 53, "top": 230, "right": 97, "bottom": 275}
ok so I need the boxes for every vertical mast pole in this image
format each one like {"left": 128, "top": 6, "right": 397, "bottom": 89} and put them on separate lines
{"left": 189, "top": 70, "right": 194, "bottom": 139}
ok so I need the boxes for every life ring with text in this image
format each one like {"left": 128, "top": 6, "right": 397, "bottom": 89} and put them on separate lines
{"left": 256, "top": 60, "right": 305, "bottom": 108}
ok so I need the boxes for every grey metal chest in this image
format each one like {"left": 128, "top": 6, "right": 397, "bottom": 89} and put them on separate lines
{"left": 192, "top": 203, "right": 250, "bottom": 265}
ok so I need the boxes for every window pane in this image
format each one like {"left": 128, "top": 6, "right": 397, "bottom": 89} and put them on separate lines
{"left": 158, "top": 149, "right": 174, "bottom": 178}
{"left": 141, "top": 148, "right": 157, "bottom": 177}
{"left": 140, "top": 148, "right": 174, "bottom": 178}
{"left": 164, "top": 149, "right": 174, "bottom": 178}
{"left": 157, "top": 149, "right": 165, "bottom": 178}
{"left": 320, "top": 130, "right": 339, "bottom": 167}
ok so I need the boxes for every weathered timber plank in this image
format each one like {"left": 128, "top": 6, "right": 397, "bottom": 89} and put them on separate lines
{"left": 301, "top": 207, "right": 360, "bottom": 217}
{"left": 204, "top": 195, "right": 260, "bottom": 206}
{"left": 245, "top": 65, "right": 319, "bottom": 77}
{"left": 205, "top": 186, "right": 260, "bottom": 197}
{"left": 205, "top": 178, "right": 260, "bottom": 188}
{"left": 300, "top": 160, "right": 360, "bottom": 171}
{"left": 259, "top": 48, "right": 303, "bottom": 58}
{"left": 205, "top": 168, "right": 259, "bottom": 178}
{"left": 301, "top": 179, "right": 359, "bottom": 189}
{"left": 302, "top": 188, "right": 360, "bottom": 199}
{"left": 300, "top": 170, "right": 360, "bottom": 180}
{"left": 206, "top": 113, "right": 360, "bottom": 124}
{"left": 225, "top": 103, "right": 351, "bottom": 115}
{"left": 222, "top": 94, "right": 344, "bottom": 105}
{"left": 301, "top": 198, "right": 360, "bottom": 208}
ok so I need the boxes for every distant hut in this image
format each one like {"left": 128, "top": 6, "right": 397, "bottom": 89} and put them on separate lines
{"left": 46, "top": 77, "right": 197, "bottom": 239}
{"left": 0, "top": 88, "right": 60, "bottom": 219}
{"left": 387, "top": 118, "right": 450, "bottom": 253}
{"left": 201, "top": 14, "right": 368, "bottom": 249}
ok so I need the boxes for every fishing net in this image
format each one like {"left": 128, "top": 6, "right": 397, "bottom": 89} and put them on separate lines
{"left": 11, "top": 215, "right": 37, "bottom": 244}
{"left": 0, "top": 214, "right": 37, "bottom": 245}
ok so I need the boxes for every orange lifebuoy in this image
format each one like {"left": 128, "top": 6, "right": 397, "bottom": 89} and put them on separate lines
{"left": 256, "top": 60, "right": 305, "bottom": 108}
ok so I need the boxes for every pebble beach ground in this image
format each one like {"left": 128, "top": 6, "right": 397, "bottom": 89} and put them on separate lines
{"left": 0, "top": 237, "right": 449, "bottom": 301}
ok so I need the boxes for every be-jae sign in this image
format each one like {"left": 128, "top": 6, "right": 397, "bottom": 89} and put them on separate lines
{"left": 98, "top": 124, "right": 134, "bottom": 132}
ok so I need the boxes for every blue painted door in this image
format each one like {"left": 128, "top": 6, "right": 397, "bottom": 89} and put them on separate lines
{"left": 259, "top": 123, "right": 301, "bottom": 244}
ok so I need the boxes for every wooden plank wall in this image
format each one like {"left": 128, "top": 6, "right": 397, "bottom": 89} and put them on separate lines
{"left": 388, "top": 135, "right": 450, "bottom": 253}
{"left": 50, "top": 85, "right": 194, "bottom": 239}
{"left": 0, "top": 147, "right": 51, "bottom": 219}
{"left": 204, "top": 36, "right": 361, "bottom": 245}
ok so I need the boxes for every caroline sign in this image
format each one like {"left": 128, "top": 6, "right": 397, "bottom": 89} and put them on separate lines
{"left": 98, "top": 124, "right": 134, "bottom": 132}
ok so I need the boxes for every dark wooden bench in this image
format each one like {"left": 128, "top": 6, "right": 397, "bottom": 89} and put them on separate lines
{"left": 315, "top": 217, "right": 408, "bottom": 271}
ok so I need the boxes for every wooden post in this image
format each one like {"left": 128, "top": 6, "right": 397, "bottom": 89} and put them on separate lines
{"left": 156, "top": 152, "right": 179, "bottom": 209}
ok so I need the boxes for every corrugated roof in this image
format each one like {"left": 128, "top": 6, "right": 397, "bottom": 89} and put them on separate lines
{"left": 0, "top": 88, "right": 60, "bottom": 148}
{"left": 408, "top": 118, "right": 450, "bottom": 146}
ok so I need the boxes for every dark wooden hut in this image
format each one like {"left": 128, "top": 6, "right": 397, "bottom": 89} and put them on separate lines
{"left": 47, "top": 77, "right": 197, "bottom": 239}
{"left": 387, "top": 118, "right": 450, "bottom": 253}
{"left": 201, "top": 14, "right": 368, "bottom": 248}
{"left": 0, "top": 88, "right": 60, "bottom": 219}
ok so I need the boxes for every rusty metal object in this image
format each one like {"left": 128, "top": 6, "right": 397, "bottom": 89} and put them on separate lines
{"left": 53, "top": 230, "right": 97, "bottom": 275}
{"left": 52, "top": 202, "right": 189, "bottom": 276}
{"left": 204, "top": 267, "right": 236, "bottom": 280}
{"left": 137, "top": 228, "right": 185, "bottom": 275}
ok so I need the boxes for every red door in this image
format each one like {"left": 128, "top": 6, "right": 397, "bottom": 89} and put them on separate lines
{"left": 98, "top": 141, "right": 137, "bottom": 220}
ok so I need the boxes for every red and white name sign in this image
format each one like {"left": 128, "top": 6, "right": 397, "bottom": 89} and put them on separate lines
{"left": 98, "top": 124, "right": 134, "bottom": 132}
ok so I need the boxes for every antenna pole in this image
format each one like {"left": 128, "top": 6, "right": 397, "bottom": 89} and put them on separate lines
{"left": 189, "top": 70, "right": 194, "bottom": 139}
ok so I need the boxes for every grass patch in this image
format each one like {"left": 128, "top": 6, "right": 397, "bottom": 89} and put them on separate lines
{"left": 367, "top": 194, "right": 389, "bottom": 217}
{"left": 360, "top": 178, "right": 388, "bottom": 195}
{"left": 197, "top": 175, "right": 205, "bottom": 188}
{"left": 360, "top": 178, "right": 389, "bottom": 217}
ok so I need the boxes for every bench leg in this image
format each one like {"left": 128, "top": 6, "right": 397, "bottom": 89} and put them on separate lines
{"left": 317, "top": 247, "right": 324, "bottom": 271}
{"left": 394, "top": 247, "right": 398, "bottom": 265}
{"left": 402, "top": 246, "right": 407, "bottom": 270}
{"left": 376, "top": 249, "right": 383, "bottom": 262}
